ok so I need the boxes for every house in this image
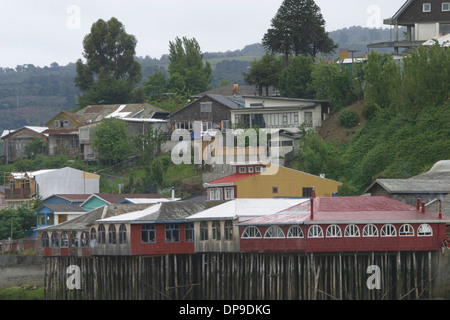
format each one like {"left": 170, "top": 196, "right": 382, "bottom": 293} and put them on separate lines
{"left": 231, "top": 96, "right": 331, "bottom": 132}
{"left": 203, "top": 163, "right": 342, "bottom": 201}
{"left": 4, "top": 167, "right": 100, "bottom": 209}
{"left": 37, "top": 200, "right": 221, "bottom": 257}
{"left": 186, "top": 198, "right": 307, "bottom": 253}
{"left": 34, "top": 203, "right": 86, "bottom": 231}
{"left": 80, "top": 193, "right": 166, "bottom": 212}
{"left": 0, "top": 186, "right": 6, "bottom": 211}
{"left": 168, "top": 94, "right": 242, "bottom": 135}
{"left": 43, "top": 194, "right": 92, "bottom": 206}
{"left": 238, "top": 196, "right": 450, "bottom": 254}
{"left": 368, "top": 0, "right": 450, "bottom": 52}
{"left": 1, "top": 126, "right": 48, "bottom": 163}
{"left": 365, "top": 160, "right": 450, "bottom": 217}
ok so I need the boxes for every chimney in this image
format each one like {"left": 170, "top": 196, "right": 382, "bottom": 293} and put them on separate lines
{"left": 310, "top": 198, "right": 314, "bottom": 220}
{"left": 416, "top": 198, "right": 421, "bottom": 210}
{"left": 171, "top": 187, "right": 175, "bottom": 200}
{"left": 421, "top": 201, "right": 426, "bottom": 213}
{"left": 439, "top": 199, "right": 442, "bottom": 219}
{"left": 312, "top": 186, "right": 316, "bottom": 199}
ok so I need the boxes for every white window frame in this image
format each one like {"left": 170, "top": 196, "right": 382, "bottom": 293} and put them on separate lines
{"left": 443, "top": 2, "right": 450, "bottom": 11}
{"left": 399, "top": 224, "right": 414, "bottom": 236}
{"left": 326, "top": 225, "right": 342, "bottom": 237}
{"left": 200, "top": 102, "right": 212, "bottom": 112}
{"left": 287, "top": 225, "right": 304, "bottom": 238}
{"left": 264, "top": 226, "right": 285, "bottom": 238}
{"left": 344, "top": 224, "right": 360, "bottom": 237}
{"left": 363, "top": 224, "right": 378, "bottom": 237}
{"left": 239, "top": 167, "right": 247, "bottom": 173}
{"left": 417, "top": 224, "right": 433, "bottom": 236}
{"left": 308, "top": 225, "right": 323, "bottom": 238}
{"left": 209, "top": 188, "right": 223, "bottom": 201}
{"left": 423, "top": 3, "right": 431, "bottom": 12}
{"left": 224, "top": 187, "right": 234, "bottom": 200}
{"left": 248, "top": 167, "right": 254, "bottom": 173}
{"left": 255, "top": 166, "right": 262, "bottom": 173}
{"left": 380, "top": 224, "right": 397, "bottom": 237}
{"left": 242, "top": 226, "right": 262, "bottom": 239}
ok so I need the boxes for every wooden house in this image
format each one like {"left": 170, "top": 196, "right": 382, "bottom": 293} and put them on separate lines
{"left": 203, "top": 163, "right": 342, "bottom": 201}
{"left": 1, "top": 126, "right": 48, "bottom": 163}
{"left": 81, "top": 193, "right": 166, "bottom": 212}
{"left": 238, "top": 196, "right": 450, "bottom": 254}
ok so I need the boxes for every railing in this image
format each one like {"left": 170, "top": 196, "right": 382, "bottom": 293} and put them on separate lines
{"left": 4, "top": 188, "right": 33, "bottom": 199}
{"left": 0, "top": 239, "right": 38, "bottom": 255}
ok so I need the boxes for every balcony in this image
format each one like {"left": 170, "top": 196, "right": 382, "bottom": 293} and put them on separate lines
{"left": 5, "top": 188, "right": 34, "bottom": 200}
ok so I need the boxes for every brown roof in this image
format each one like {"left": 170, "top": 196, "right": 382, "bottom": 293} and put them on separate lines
{"left": 92, "top": 193, "right": 165, "bottom": 204}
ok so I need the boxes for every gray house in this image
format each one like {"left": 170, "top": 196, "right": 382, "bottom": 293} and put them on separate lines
{"left": 365, "top": 160, "right": 450, "bottom": 217}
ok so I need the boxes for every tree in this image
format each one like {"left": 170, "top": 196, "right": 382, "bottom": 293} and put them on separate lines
{"left": 167, "top": 37, "right": 212, "bottom": 94}
{"left": 92, "top": 118, "right": 133, "bottom": 164}
{"left": 278, "top": 55, "right": 314, "bottom": 98}
{"left": 75, "top": 17, "right": 142, "bottom": 108}
{"left": 262, "top": 0, "right": 336, "bottom": 65}
{"left": 243, "top": 52, "right": 284, "bottom": 96}
{"left": 133, "top": 125, "right": 166, "bottom": 164}
{"left": 24, "top": 138, "right": 47, "bottom": 160}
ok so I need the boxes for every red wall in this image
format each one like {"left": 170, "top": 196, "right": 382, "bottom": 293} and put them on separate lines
{"left": 239, "top": 223, "right": 447, "bottom": 253}
{"left": 130, "top": 223, "right": 194, "bottom": 255}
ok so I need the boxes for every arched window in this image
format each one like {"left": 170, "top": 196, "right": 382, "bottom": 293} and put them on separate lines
{"left": 98, "top": 225, "right": 106, "bottom": 244}
{"left": 417, "top": 224, "right": 433, "bottom": 236}
{"left": 61, "top": 232, "right": 69, "bottom": 248}
{"left": 41, "top": 232, "right": 49, "bottom": 248}
{"left": 344, "top": 224, "right": 360, "bottom": 237}
{"left": 90, "top": 227, "right": 97, "bottom": 242}
{"left": 399, "top": 224, "right": 414, "bottom": 236}
{"left": 381, "top": 224, "right": 397, "bottom": 237}
{"left": 212, "top": 221, "right": 221, "bottom": 240}
{"left": 363, "top": 224, "right": 378, "bottom": 237}
{"left": 51, "top": 232, "right": 59, "bottom": 247}
{"left": 287, "top": 225, "right": 304, "bottom": 238}
{"left": 185, "top": 223, "right": 194, "bottom": 242}
{"left": 326, "top": 225, "right": 342, "bottom": 237}
{"left": 200, "top": 221, "right": 208, "bottom": 241}
{"left": 80, "top": 232, "right": 89, "bottom": 247}
{"left": 108, "top": 224, "right": 117, "bottom": 244}
{"left": 70, "top": 231, "right": 78, "bottom": 248}
{"left": 165, "top": 224, "right": 179, "bottom": 242}
{"left": 241, "top": 226, "right": 262, "bottom": 239}
{"left": 141, "top": 224, "right": 156, "bottom": 243}
{"left": 264, "top": 226, "right": 285, "bottom": 238}
{"left": 308, "top": 225, "right": 323, "bottom": 238}
{"left": 119, "top": 224, "right": 127, "bottom": 244}
{"left": 224, "top": 221, "right": 233, "bottom": 240}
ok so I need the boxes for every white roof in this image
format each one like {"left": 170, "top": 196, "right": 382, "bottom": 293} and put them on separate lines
{"left": 1, "top": 126, "right": 49, "bottom": 138}
{"left": 122, "top": 198, "right": 181, "bottom": 204}
{"left": 423, "top": 34, "right": 450, "bottom": 47}
{"left": 186, "top": 198, "right": 308, "bottom": 221}
{"left": 97, "top": 203, "right": 162, "bottom": 222}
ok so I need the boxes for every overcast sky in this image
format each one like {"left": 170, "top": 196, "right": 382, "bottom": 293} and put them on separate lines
{"left": 0, "top": 0, "right": 406, "bottom": 68}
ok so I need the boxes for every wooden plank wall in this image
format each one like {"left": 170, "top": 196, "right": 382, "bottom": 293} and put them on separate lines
{"left": 44, "top": 251, "right": 444, "bottom": 300}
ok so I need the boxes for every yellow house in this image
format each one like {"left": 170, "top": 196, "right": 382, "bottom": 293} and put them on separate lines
{"left": 203, "top": 163, "right": 342, "bottom": 200}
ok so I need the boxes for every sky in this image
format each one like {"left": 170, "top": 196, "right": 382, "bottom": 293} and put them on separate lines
{"left": 0, "top": 0, "right": 407, "bottom": 68}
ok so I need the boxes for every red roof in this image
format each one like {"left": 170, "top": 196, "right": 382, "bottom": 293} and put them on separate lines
{"left": 239, "top": 196, "right": 449, "bottom": 225}
{"left": 205, "top": 172, "right": 259, "bottom": 185}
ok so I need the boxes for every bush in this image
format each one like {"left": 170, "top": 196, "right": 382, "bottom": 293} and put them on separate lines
{"left": 338, "top": 109, "right": 359, "bottom": 128}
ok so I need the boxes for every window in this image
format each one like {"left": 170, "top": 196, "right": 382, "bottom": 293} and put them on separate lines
{"left": 209, "top": 188, "right": 222, "bottom": 201}
{"left": 255, "top": 166, "right": 262, "bottom": 173}
{"left": 98, "top": 225, "right": 106, "bottom": 244}
{"left": 41, "top": 232, "right": 49, "bottom": 248}
{"left": 239, "top": 167, "right": 247, "bottom": 173}
{"left": 399, "top": 224, "right": 414, "bottom": 236}
{"left": 423, "top": 3, "right": 431, "bottom": 12}
{"left": 212, "top": 221, "right": 221, "bottom": 240}
{"left": 443, "top": 3, "right": 450, "bottom": 11}
{"left": 326, "top": 225, "right": 342, "bottom": 237}
{"left": 63, "top": 120, "right": 69, "bottom": 128}
{"left": 54, "top": 120, "right": 60, "bottom": 127}
{"left": 440, "top": 23, "right": 450, "bottom": 35}
{"left": 302, "top": 187, "right": 313, "bottom": 198}
{"left": 108, "top": 225, "right": 117, "bottom": 244}
{"left": 224, "top": 187, "right": 234, "bottom": 200}
{"left": 200, "top": 102, "right": 212, "bottom": 112}
{"left": 242, "top": 226, "right": 262, "bottom": 238}
{"left": 344, "top": 225, "right": 360, "bottom": 237}
{"left": 308, "top": 225, "right": 323, "bottom": 238}
{"left": 51, "top": 232, "right": 59, "bottom": 247}
{"left": 185, "top": 223, "right": 194, "bottom": 242}
{"left": 272, "top": 187, "right": 278, "bottom": 194}
{"left": 165, "top": 224, "right": 180, "bottom": 242}
{"left": 363, "top": 224, "right": 378, "bottom": 237}
{"left": 264, "top": 226, "right": 285, "bottom": 238}
{"left": 61, "top": 232, "right": 69, "bottom": 248}
{"left": 248, "top": 167, "right": 254, "bottom": 173}
{"left": 141, "top": 224, "right": 156, "bottom": 243}
{"left": 200, "top": 221, "right": 209, "bottom": 241}
{"left": 381, "top": 224, "right": 397, "bottom": 237}
{"left": 119, "top": 224, "right": 127, "bottom": 244}
{"left": 90, "top": 227, "right": 97, "bottom": 242}
{"left": 70, "top": 232, "right": 78, "bottom": 248}
{"left": 81, "top": 232, "right": 89, "bottom": 247}
{"left": 417, "top": 224, "right": 433, "bottom": 236}
{"left": 224, "top": 221, "right": 233, "bottom": 240}
{"left": 287, "top": 225, "right": 304, "bottom": 238}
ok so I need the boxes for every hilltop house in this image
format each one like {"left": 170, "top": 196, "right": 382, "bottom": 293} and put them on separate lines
{"left": 203, "top": 163, "right": 342, "bottom": 201}
{"left": 1, "top": 126, "right": 48, "bottom": 163}
{"left": 368, "top": 0, "right": 450, "bottom": 52}
{"left": 4, "top": 167, "right": 100, "bottom": 209}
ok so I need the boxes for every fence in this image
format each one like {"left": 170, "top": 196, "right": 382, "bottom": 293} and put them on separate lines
{"left": 0, "top": 239, "right": 38, "bottom": 255}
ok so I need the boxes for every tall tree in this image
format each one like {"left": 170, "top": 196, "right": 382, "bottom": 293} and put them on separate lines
{"left": 262, "top": 0, "right": 336, "bottom": 65}
{"left": 167, "top": 37, "right": 212, "bottom": 94}
{"left": 278, "top": 55, "right": 314, "bottom": 98}
{"left": 243, "top": 52, "right": 284, "bottom": 96}
{"left": 75, "top": 17, "right": 142, "bottom": 108}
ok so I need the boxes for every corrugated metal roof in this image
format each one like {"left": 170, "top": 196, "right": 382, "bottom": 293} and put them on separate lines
{"left": 204, "top": 172, "right": 259, "bottom": 186}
